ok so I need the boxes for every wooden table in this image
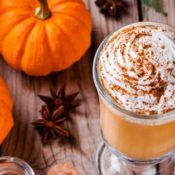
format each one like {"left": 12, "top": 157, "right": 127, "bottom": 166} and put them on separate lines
{"left": 1, "top": 0, "right": 175, "bottom": 174}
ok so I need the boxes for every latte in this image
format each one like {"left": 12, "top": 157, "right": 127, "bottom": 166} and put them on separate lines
{"left": 98, "top": 24, "right": 175, "bottom": 115}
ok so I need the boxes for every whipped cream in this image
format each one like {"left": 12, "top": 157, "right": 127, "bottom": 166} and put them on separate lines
{"left": 98, "top": 24, "right": 175, "bottom": 115}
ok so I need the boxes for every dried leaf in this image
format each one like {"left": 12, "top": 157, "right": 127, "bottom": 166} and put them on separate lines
{"left": 143, "top": 0, "right": 167, "bottom": 16}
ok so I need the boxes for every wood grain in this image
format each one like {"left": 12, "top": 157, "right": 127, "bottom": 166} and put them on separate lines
{"left": 142, "top": 0, "right": 175, "bottom": 25}
{"left": 5, "top": 0, "right": 175, "bottom": 174}
{"left": 0, "top": 0, "right": 139, "bottom": 174}
{"left": 1, "top": 0, "right": 175, "bottom": 174}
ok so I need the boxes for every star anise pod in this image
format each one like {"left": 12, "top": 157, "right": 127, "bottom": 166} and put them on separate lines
{"left": 38, "top": 85, "right": 79, "bottom": 113}
{"left": 32, "top": 105, "right": 70, "bottom": 144}
{"left": 95, "top": 0, "right": 128, "bottom": 18}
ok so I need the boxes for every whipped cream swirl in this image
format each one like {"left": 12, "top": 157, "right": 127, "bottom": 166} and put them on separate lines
{"left": 98, "top": 24, "right": 175, "bottom": 115}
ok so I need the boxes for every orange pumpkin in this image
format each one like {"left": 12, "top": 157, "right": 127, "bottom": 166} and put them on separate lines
{"left": 0, "top": 0, "right": 92, "bottom": 76}
{"left": 0, "top": 77, "right": 13, "bottom": 144}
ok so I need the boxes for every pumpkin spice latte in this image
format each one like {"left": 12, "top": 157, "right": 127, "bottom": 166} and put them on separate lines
{"left": 94, "top": 22, "right": 175, "bottom": 159}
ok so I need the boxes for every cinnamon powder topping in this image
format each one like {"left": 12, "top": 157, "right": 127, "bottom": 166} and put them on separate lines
{"left": 97, "top": 24, "right": 175, "bottom": 115}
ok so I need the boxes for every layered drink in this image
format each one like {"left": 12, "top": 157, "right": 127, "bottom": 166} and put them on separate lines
{"left": 94, "top": 22, "right": 175, "bottom": 159}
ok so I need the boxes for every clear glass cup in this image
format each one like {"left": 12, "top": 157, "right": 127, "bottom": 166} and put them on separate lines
{"left": 93, "top": 22, "right": 175, "bottom": 175}
{"left": 0, "top": 156, "right": 35, "bottom": 175}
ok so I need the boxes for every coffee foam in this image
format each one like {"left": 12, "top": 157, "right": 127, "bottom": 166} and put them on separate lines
{"left": 98, "top": 24, "right": 175, "bottom": 115}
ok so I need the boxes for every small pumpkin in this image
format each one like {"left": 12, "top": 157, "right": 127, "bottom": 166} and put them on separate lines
{"left": 0, "top": 0, "right": 92, "bottom": 76}
{"left": 0, "top": 77, "right": 13, "bottom": 144}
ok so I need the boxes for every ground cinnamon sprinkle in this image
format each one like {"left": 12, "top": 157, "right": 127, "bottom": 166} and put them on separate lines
{"left": 98, "top": 24, "right": 175, "bottom": 115}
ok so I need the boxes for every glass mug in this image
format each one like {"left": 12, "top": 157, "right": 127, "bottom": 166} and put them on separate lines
{"left": 0, "top": 156, "right": 35, "bottom": 175}
{"left": 93, "top": 22, "right": 175, "bottom": 175}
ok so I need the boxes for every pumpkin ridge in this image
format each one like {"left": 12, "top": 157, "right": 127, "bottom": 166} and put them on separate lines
{"left": 45, "top": 22, "right": 70, "bottom": 71}
{"left": 1, "top": 3, "right": 35, "bottom": 18}
{"left": 16, "top": 20, "right": 37, "bottom": 70}
{"left": 50, "top": 20, "right": 78, "bottom": 52}
{"left": 21, "top": 22, "right": 54, "bottom": 75}
{"left": 51, "top": 0, "right": 84, "bottom": 9}
{"left": 0, "top": 95, "right": 13, "bottom": 110}
{"left": 0, "top": 2, "right": 36, "bottom": 38}
{"left": 0, "top": 77, "right": 13, "bottom": 144}
{"left": 51, "top": 14, "right": 91, "bottom": 46}
{"left": 44, "top": 25, "right": 61, "bottom": 72}
{"left": 1, "top": 19, "right": 37, "bottom": 70}
{"left": 50, "top": 1, "right": 91, "bottom": 31}
{"left": 33, "top": 25, "right": 54, "bottom": 74}
{"left": 0, "top": 105, "right": 13, "bottom": 144}
{"left": 0, "top": 15, "right": 33, "bottom": 39}
{"left": 51, "top": 0, "right": 92, "bottom": 30}
{"left": 49, "top": 22, "right": 83, "bottom": 71}
{"left": 49, "top": 20, "right": 90, "bottom": 69}
{"left": 52, "top": 12, "right": 91, "bottom": 32}
{"left": 0, "top": 78, "right": 13, "bottom": 109}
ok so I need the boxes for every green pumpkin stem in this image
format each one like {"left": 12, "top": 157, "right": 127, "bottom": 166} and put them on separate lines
{"left": 35, "top": 0, "right": 51, "bottom": 20}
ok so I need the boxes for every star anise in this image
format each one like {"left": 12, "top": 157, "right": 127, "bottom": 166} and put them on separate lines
{"left": 32, "top": 105, "right": 70, "bottom": 144}
{"left": 38, "top": 85, "right": 79, "bottom": 113}
{"left": 95, "top": 0, "right": 128, "bottom": 18}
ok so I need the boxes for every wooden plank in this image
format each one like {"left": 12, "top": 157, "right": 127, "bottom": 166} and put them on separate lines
{"left": 142, "top": 0, "right": 175, "bottom": 25}
{"left": 0, "top": 0, "right": 139, "bottom": 174}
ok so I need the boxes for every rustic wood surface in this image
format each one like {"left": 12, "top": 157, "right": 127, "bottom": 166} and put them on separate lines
{"left": 0, "top": 0, "right": 175, "bottom": 174}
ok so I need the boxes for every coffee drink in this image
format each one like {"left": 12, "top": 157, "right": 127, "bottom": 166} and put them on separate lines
{"left": 95, "top": 22, "right": 175, "bottom": 159}
{"left": 98, "top": 24, "right": 175, "bottom": 115}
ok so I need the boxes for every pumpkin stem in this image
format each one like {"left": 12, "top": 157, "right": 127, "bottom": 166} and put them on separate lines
{"left": 35, "top": 0, "right": 51, "bottom": 20}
